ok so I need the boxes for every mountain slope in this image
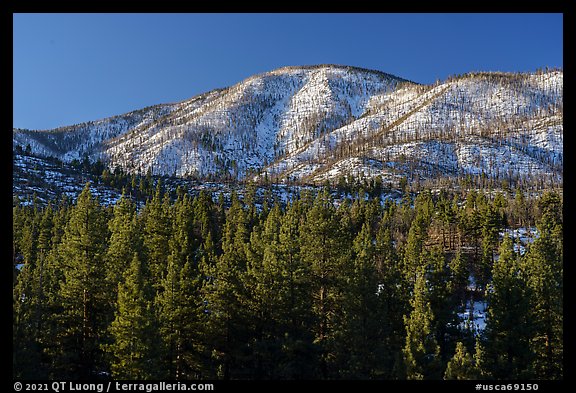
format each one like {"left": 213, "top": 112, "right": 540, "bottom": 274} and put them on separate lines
{"left": 13, "top": 103, "right": 180, "bottom": 161}
{"left": 13, "top": 65, "right": 563, "bottom": 188}
{"left": 269, "top": 70, "right": 563, "bottom": 186}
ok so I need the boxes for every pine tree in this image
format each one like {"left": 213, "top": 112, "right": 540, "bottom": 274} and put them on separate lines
{"left": 479, "top": 203, "right": 501, "bottom": 288}
{"left": 29, "top": 203, "right": 70, "bottom": 378}
{"left": 270, "top": 200, "right": 317, "bottom": 379}
{"left": 299, "top": 188, "right": 348, "bottom": 378}
{"left": 444, "top": 342, "right": 475, "bottom": 380}
{"left": 401, "top": 190, "right": 434, "bottom": 286}
{"left": 13, "top": 204, "right": 60, "bottom": 378}
{"left": 156, "top": 193, "right": 206, "bottom": 379}
{"left": 51, "top": 195, "right": 71, "bottom": 246}
{"left": 436, "top": 191, "right": 454, "bottom": 249}
{"left": 202, "top": 192, "right": 252, "bottom": 379}
{"left": 472, "top": 338, "right": 490, "bottom": 380}
{"left": 373, "top": 221, "right": 408, "bottom": 378}
{"left": 142, "top": 183, "right": 172, "bottom": 290}
{"left": 425, "top": 245, "right": 460, "bottom": 364}
{"left": 402, "top": 270, "right": 442, "bottom": 380}
{"left": 523, "top": 192, "right": 563, "bottom": 379}
{"left": 339, "top": 221, "right": 381, "bottom": 378}
{"left": 483, "top": 235, "right": 532, "bottom": 379}
{"left": 245, "top": 204, "right": 296, "bottom": 379}
{"left": 460, "top": 191, "right": 483, "bottom": 282}
{"left": 105, "top": 253, "right": 162, "bottom": 379}
{"left": 18, "top": 207, "right": 39, "bottom": 274}
{"left": 55, "top": 183, "right": 111, "bottom": 378}
{"left": 37, "top": 203, "right": 55, "bottom": 259}
{"left": 192, "top": 190, "right": 219, "bottom": 249}
{"left": 243, "top": 203, "right": 284, "bottom": 378}
{"left": 105, "top": 193, "right": 140, "bottom": 305}
{"left": 512, "top": 188, "right": 528, "bottom": 227}
{"left": 157, "top": 251, "right": 201, "bottom": 379}
{"left": 13, "top": 232, "right": 44, "bottom": 378}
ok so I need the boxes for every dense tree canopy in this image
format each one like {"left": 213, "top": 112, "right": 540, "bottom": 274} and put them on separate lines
{"left": 13, "top": 183, "right": 562, "bottom": 380}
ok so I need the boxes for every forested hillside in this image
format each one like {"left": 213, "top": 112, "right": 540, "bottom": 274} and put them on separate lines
{"left": 13, "top": 183, "right": 562, "bottom": 380}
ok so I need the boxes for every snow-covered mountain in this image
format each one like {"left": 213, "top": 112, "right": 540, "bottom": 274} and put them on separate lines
{"left": 13, "top": 64, "right": 563, "bottom": 187}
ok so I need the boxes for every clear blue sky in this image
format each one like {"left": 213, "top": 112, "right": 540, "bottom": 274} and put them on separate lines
{"left": 13, "top": 13, "right": 563, "bottom": 130}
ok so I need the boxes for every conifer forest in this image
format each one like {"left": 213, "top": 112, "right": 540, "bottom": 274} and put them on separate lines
{"left": 12, "top": 11, "right": 565, "bottom": 386}
{"left": 12, "top": 182, "right": 563, "bottom": 380}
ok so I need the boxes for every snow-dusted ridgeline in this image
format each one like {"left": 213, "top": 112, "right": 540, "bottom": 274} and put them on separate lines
{"left": 13, "top": 65, "right": 562, "bottom": 186}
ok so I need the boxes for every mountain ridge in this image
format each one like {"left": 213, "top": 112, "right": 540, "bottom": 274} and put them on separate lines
{"left": 13, "top": 64, "right": 563, "bottom": 189}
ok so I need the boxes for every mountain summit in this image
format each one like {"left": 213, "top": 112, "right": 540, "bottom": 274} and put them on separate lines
{"left": 13, "top": 65, "right": 563, "bottom": 187}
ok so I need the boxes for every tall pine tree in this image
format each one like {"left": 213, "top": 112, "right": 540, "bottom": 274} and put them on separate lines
{"left": 142, "top": 182, "right": 172, "bottom": 290}
{"left": 55, "top": 183, "right": 111, "bottom": 378}
{"left": 523, "top": 191, "right": 563, "bottom": 379}
{"left": 202, "top": 192, "right": 252, "bottom": 379}
{"left": 338, "top": 222, "right": 381, "bottom": 378}
{"left": 104, "top": 253, "right": 162, "bottom": 379}
{"left": 156, "top": 193, "right": 206, "bottom": 379}
{"left": 299, "top": 188, "right": 348, "bottom": 378}
{"left": 483, "top": 235, "right": 532, "bottom": 379}
{"left": 402, "top": 270, "right": 442, "bottom": 380}
{"left": 105, "top": 193, "right": 140, "bottom": 308}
